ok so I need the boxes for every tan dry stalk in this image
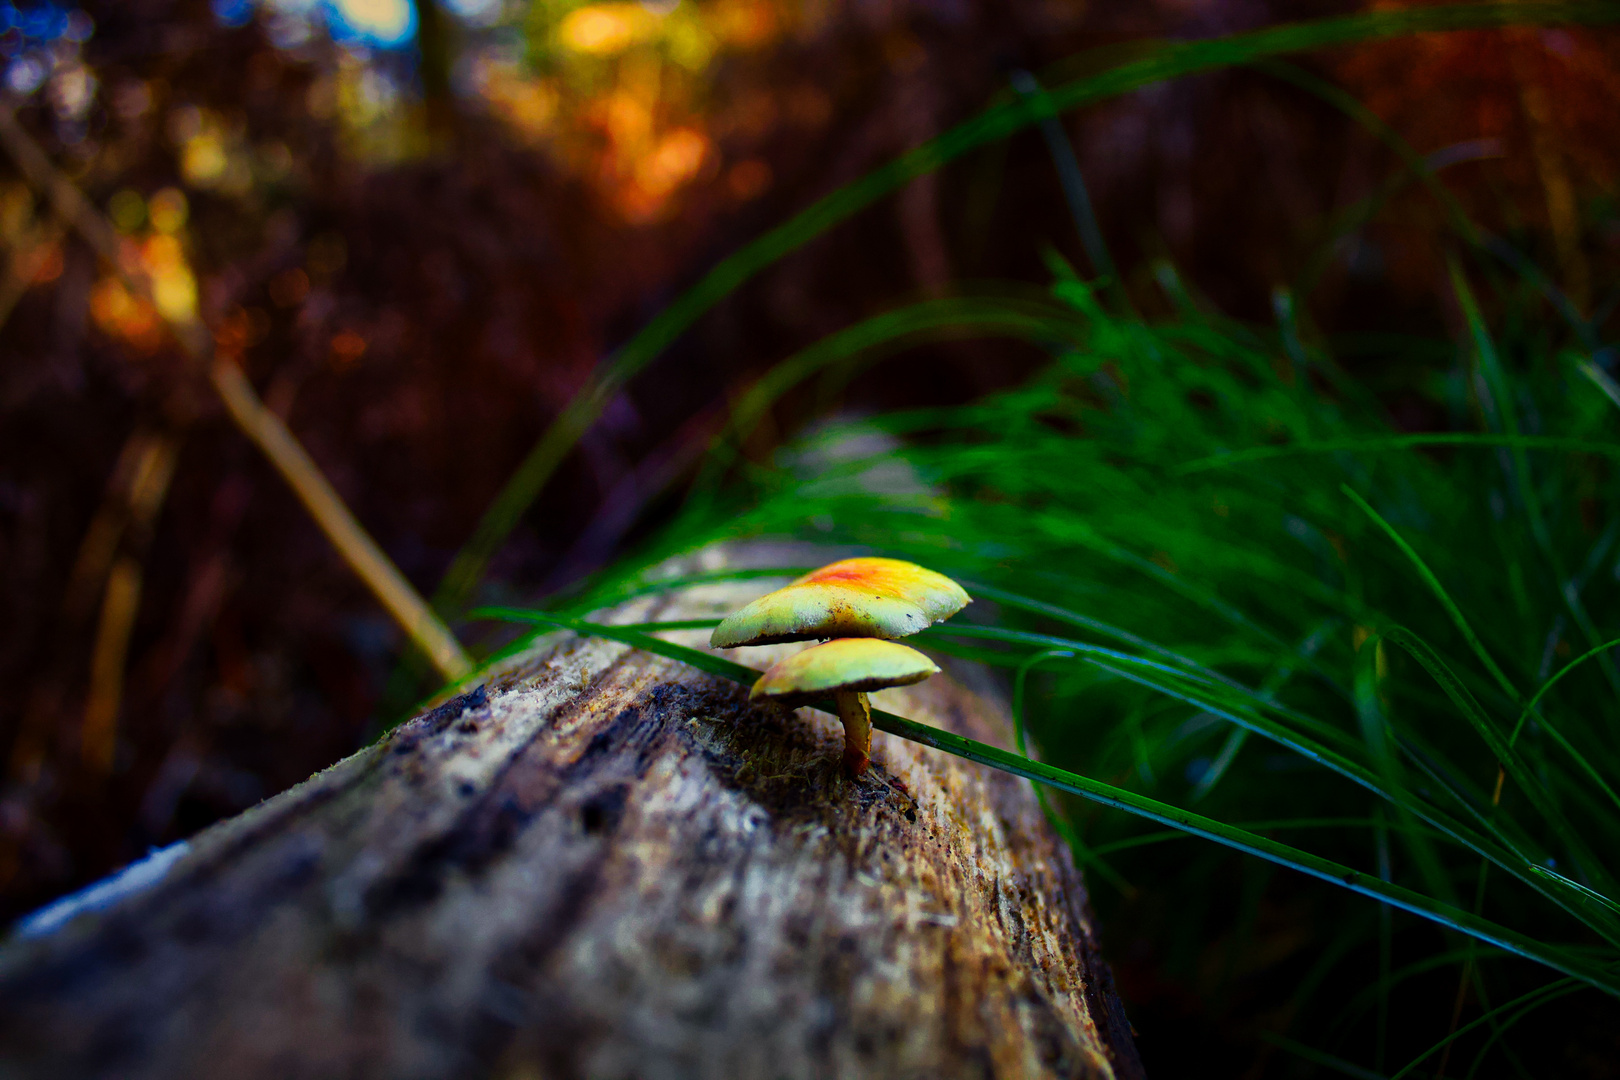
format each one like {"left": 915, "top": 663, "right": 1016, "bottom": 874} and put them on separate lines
{"left": 209, "top": 361, "right": 472, "bottom": 681}
{"left": 77, "top": 428, "right": 180, "bottom": 773}
{"left": 81, "top": 555, "right": 142, "bottom": 773}
{"left": 0, "top": 100, "right": 472, "bottom": 684}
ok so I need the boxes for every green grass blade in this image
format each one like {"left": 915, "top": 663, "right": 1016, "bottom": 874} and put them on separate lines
{"left": 691, "top": 295, "right": 1089, "bottom": 497}
{"left": 1379, "top": 625, "right": 1620, "bottom": 905}
{"left": 1262, "top": 1033, "right": 1391, "bottom": 1080}
{"left": 1508, "top": 636, "right": 1620, "bottom": 815}
{"left": 1083, "top": 657, "right": 1620, "bottom": 942}
{"left": 1008, "top": 70, "right": 1129, "bottom": 313}
{"left": 1580, "top": 361, "right": 1620, "bottom": 411}
{"left": 1013, "top": 648, "right": 1136, "bottom": 895}
{"left": 1087, "top": 818, "right": 1446, "bottom": 858}
{"left": 1175, "top": 434, "right": 1620, "bottom": 474}
{"left": 1252, "top": 58, "right": 1482, "bottom": 245}
{"left": 1357, "top": 631, "right": 1462, "bottom": 908}
{"left": 1343, "top": 485, "right": 1520, "bottom": 703}
{"left": 1450, "top": 262, "right": 1620, "bottom": 696}
{"left": 1389, "top": 978, "right": 1580, "bottom": 1080}
{"left": 1463, "top": 979, "right": 1589, "bottom": 1079}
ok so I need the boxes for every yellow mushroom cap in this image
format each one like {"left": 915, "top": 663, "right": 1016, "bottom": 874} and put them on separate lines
{"left": 711, "top": 557, "right": 970, "bottom": 647}
{"left": 749, "top": 638, "right": 941, "bottom": 701}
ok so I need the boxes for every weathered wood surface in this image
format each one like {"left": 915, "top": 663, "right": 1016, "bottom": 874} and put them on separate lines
{"left": 0, "top": 547, "right": 1143, "bottom": 1080}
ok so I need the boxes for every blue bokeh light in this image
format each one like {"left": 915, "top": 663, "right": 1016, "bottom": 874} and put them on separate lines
{"left": 320, "top": 0, "right": 417, "bottom": 48}
{"left": 0, "top": 3, "right": 72, "bottom": 41}
{"left": 210, "top": 0, "right": 419, "bottom": 50}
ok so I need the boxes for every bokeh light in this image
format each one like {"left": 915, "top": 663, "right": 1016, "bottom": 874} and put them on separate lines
{"left": 324, "top": 0, "right": 414, "bottom": 46}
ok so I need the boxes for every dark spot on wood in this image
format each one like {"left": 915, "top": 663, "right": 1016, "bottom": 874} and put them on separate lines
{"left": 584, "top": 727, "right": 619, "bottom": 760}
{"left": 422, "top": 683, "right": 489, "bottom": 736}
{"left": 1004, "top": 896, "right": 1028, "bottom": 946}
{"left": 483, "top": 793, "right": 536, "bottom": 862}
{"left": 580, "top": 786, "right": 628, "bottom": 835}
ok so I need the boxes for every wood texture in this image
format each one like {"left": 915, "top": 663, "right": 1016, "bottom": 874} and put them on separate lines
{"left": 0, "top": 547, "right": 1143, "bottom": 1080}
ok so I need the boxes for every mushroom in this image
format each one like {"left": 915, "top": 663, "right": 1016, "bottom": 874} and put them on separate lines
{"left": 710, "top": 557, "right": 970, "bottom": 648}
{"left": 712, "top": 557, "right": 969, "bottom": 774}
{"left": 750, "top": 638, "right": 940, "bottom": 774}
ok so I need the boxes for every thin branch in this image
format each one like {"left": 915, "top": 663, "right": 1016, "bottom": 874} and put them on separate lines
{"left": 209, "top": 361, "right": 472, "bottom": 680}
{"left": 0, "top": 99, "right": 472, "bottom": 683}
{"left": 78, "top": 426, "right": 179, "bottom": 773}
{"left": 82, "top": 555, "right": 143, "bottom": 773}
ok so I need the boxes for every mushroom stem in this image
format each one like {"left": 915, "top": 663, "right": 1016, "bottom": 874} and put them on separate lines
{"left": 834, "top": 689, "right": 872, "bottom": 775}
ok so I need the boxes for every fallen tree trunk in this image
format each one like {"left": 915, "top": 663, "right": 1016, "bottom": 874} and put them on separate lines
{"left": 0, "top": 547, "right": 1143, "bottom": 1079}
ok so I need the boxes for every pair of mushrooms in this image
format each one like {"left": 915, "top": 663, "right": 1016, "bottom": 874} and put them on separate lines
{"left": 710, "top": 558, "right": 970, "bottom": 774}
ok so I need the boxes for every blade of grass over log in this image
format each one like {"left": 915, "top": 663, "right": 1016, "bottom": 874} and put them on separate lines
{"left": 922, "top": 623, "right": 1360, "bottom": 749}
{"left": 473, "top": 607, "right": 1620, "bottom": 998}
{"left": 569, "top": 567, "right": 810, "bottom": 613}
{"left": 432, "top": 2, "right": 1620, "bottom": 616}
{"left": 529, "top": 612, "right": 1594, "bottom": 904}
{"left": 1013, "top": 649, "right": 1135, "bottom": 896}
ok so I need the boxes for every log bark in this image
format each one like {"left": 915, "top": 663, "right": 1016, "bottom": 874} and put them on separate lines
{"left": 0, "top": 546, "right": 1143, "bottom": 1080}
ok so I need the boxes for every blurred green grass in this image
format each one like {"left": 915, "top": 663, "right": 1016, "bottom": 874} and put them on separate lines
{"left": 524, "top": 246, "right": 1620, "bottom": 1072}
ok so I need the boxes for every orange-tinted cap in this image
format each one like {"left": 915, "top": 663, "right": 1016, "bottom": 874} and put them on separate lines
{"left": 710, "top": 557, "right": 969, "bottom": 647}
{"left": 749, "top": 638, "right": 940, "bottom": 700}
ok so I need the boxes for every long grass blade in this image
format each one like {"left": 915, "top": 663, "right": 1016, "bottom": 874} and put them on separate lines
{"left": 1177, "top": 434, "right": 1620, "bottom": 474}
{"left": 1343, "top": 486, "right": 1520, "bottom": 703}
{"left": 1389, "top": 978, "right": 1580, "bottom": 1080}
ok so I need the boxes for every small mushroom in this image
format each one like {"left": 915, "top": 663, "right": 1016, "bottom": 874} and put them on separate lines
{"left": 710, "top": 557, "right": 970, "bottom": 648}
{"left": 750, "top": 638, "right": 940, "bottom": 774}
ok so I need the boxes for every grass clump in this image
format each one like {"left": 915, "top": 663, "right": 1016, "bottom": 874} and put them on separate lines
{"left": 500, "top": 246, "right": 1620, "bottom": 1072}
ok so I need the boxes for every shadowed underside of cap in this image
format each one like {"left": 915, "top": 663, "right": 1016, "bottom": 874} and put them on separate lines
{"left": 710, "top": 558, "right": 970, "bottom": 648}
{"left": 749, "top": 638, "right": 941, "bottom": 700}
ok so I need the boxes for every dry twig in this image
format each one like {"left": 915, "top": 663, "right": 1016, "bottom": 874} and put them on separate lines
{"left": 0, "top": 100, "right": 473, "bottom": 690}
